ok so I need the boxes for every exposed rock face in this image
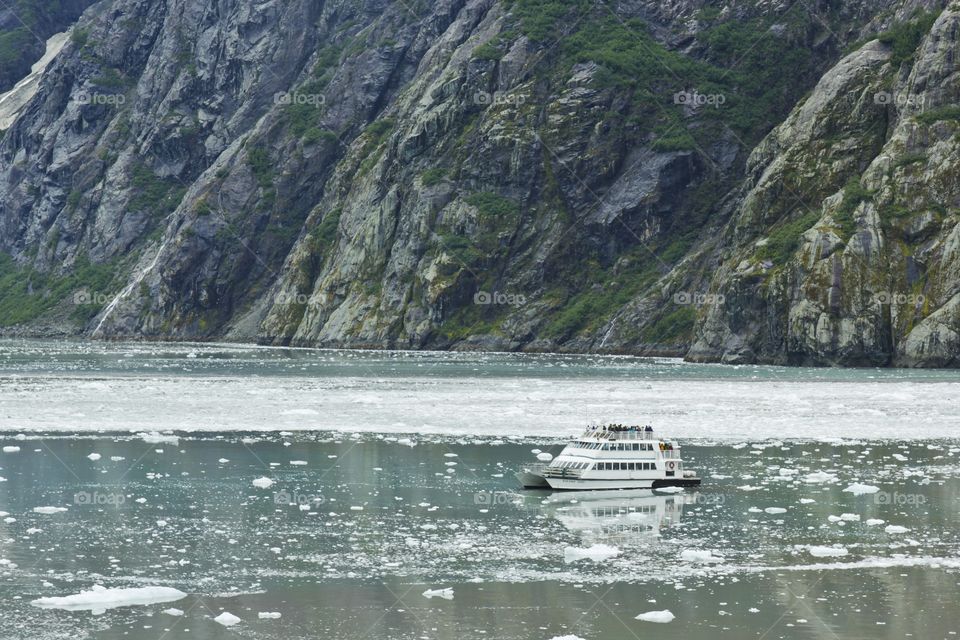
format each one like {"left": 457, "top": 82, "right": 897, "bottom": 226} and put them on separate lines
{"left": 0, "top": 0, "right": 958, "bottom": 368}
{"left": 692, "top": 3, "right": 960, "bottom": 367}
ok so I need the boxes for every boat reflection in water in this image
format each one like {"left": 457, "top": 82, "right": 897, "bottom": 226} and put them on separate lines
{"left": 523, "top": 488, "right": 692, "bottom": 547}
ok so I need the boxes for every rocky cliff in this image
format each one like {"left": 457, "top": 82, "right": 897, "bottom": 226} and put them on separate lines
{"left": 0, "top": 0, "right": 957, "bottom": 367}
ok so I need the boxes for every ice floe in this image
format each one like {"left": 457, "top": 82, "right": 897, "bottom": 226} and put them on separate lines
{"left": 31, "top": 585, "right": 186, "bottom": 613}
{"left": 214, "top": 611, "right": 242, "bottom": 626}
{"left": 564, "top": 544, "right": 621, "bottom": 563}
{"left": 842, "top": 483, "right": 879, "bottom": 495}
{"left": 635, "top": 609, "right": 675, "bottom": 623}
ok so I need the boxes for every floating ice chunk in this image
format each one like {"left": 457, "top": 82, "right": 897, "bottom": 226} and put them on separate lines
{"left": 252, "top": 477, "right": 273, "bottom": 489}
{"left": 803, "top": 471, "right": 838, "bottom": 484}
{"left": 422, "top": 588, "right": 454, "bottom": 600}
{"left": 258, "top": 611, "right": 282, "bottom": 619}
{"left": 799, "top": 498, "right": 815, "bottom": 504}
{"left": 33, "top": 506, "right": 67, "bottom": 514}
{"left": 218, "top": 458, "right": 229, "bottom": 463}
{"left": 843, "top": 483, "right": 879, "bottom": 496}
{"left": 536, "top": 452, "right": 553, "bottom": 462}
{"left": 214, "top": 611, "right": 241, "bottom": 626}
{"left": 290, "top": 460, "right": 307, "bottom": 466}
{"left": 807, "top": 545, "right": 848, "bottom": 558}
{"left": 738, "top": 485, "right": 762, "bottom": 491}
{"left": 564, "top": 544, "right": 621, "bottom": 563}
{"left": 680, "top": 550, "right": 724, "bottom": 563}
{"left": 3, "top": 446, "right": 20, "bottom": 453}
{"left": 764, "top": 507, "right": 787, "bottom": 514}
{"left": 548, "top": 636, "right": 586, "bottom": 640}
{"left": 885, "top": 525, "right": 910, "bottom": 534}
{"left": 87, "top": 453, "right": 101, "bottom": 461}
{"left": 829, "top": 513, "right": 859, "bottom": 523}
{"left": 163, "top": 608, "right": 184, "bottom": 616}
{"left": 635, "top": 609, "right": 675, "bottom": 623}
{"left": 139, "top": 432, "right": 179, "bottom": 445}
{"left": 865, "top": 518, "right": 885, "bottom": 526}
{"left": 31, "top": 585, "right": 186, "bottom": 613}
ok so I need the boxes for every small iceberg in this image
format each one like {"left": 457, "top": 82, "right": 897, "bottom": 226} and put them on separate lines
{"left": 214, "top": 611, "right": 242, "bottom": 626}
{"left": 842, "top": 483, "right": 879, "bottom": 496}
{"left": 422, "top": 588, "right": 454, "bottom": 600}
{"left": 31, "top": 585, "right": 186, "bottom": 613}
{"left": 636, "top": 609, "right": 675, "bottom": 623}
{"left": 563, "top": 544, "right": 621, "bottom": 563}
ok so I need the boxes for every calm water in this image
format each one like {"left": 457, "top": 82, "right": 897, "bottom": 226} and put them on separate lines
{"left": 0, "top": 340, "right": 958, "bottom": 639}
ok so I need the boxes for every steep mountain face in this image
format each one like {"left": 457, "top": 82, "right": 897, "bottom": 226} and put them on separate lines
{"left": 0, "top": 0, "right": 957, "bottom": 367}
{"left": 0, "top": 0, "right": 97, "bottom": 92}
{"left": 691, "top": 3, "right": 960, "bottom": 366}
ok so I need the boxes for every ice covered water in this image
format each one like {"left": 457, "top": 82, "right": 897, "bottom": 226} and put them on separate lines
{"left": 0, "top": 339, "right": 959, "bottom": 439}
{"left": 0, "top": 340, "right": 958, "bottom": 639}
{"left": 0, "top": 434, "right": 956, "bottom": 639}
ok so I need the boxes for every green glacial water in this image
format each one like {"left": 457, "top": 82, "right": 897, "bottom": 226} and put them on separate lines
{"left": 0, "top": 433, "right": 956, "bottom": 639}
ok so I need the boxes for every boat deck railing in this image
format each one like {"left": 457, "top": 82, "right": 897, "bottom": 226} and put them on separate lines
{"left": 581, "top": 428, "right": 659, "bottom": 441}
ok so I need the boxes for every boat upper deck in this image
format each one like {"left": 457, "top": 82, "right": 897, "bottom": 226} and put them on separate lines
{"left": 579, "top": 425, "right": 664, "bottom": 442}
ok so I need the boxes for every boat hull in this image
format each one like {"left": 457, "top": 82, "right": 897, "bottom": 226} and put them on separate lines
{"left": 515, "top": 469, "right": 550, "bottom": 488}
{"left": 544, "top": 477, "right": 701, "bottom": 491}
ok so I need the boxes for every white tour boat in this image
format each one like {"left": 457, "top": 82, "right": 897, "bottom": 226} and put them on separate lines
{"left": 515, "top": 424, "right": 700, "bottom": 491}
